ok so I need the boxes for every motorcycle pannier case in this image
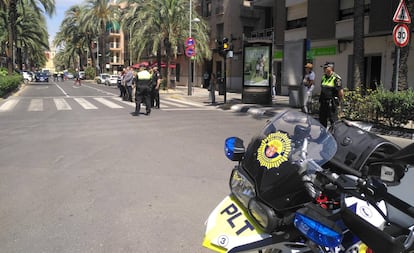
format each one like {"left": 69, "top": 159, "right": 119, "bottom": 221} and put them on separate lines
{"left": 328, "top": 120, "right": 404, "bottom": 185}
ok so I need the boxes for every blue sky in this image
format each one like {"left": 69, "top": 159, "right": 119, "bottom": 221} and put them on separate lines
{"left": 46, "top": 0, "right": 84, "bottom": 45}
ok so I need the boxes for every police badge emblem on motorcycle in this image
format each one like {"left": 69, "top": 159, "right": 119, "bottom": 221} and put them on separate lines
{"left": 257, "top": 131, "right": 291, "bottom": 169}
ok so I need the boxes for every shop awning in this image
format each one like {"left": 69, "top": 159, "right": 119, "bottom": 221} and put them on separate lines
{"left": 132, "top": 61, "right": 150, "bottom": 69}
{"left": 151, "top": 62, "right": 176, "bottom": 69}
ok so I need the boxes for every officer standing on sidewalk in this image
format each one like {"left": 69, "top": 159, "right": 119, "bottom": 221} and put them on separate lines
{"left": 319, "top": 62, "right": 343, "bottom": 127}
{"left": 133, "top": 65, "right": 152, "bottom": 116}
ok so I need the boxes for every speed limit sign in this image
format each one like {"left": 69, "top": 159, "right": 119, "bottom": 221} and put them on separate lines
{"left": 393, "top": 23, "right": 410, "bottom": 47}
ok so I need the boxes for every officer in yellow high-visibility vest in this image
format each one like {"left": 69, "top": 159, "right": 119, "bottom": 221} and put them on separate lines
{"left": 318, "top": 62, "right": 344, "bottom": 127}
{"left": 133, "top": 64, "right": 153, "bottom": 116}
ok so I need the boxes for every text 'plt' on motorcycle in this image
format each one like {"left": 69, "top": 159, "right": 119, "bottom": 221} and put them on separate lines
{"left": 202, "top": 110, "right": 414, "bottom": 253}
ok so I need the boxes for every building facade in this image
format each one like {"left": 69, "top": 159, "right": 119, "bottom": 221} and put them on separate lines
{"left": 247, "top": 0, "right": 414, "bottom": 96}
{"left": 111, "top": 0, "right": 413, "bottom": 94}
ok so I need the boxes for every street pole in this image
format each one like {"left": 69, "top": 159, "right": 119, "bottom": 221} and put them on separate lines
{"left": 97, "top": 39, "right": 100, "bottom": 74}
{"left": 395, "top": 47, "right": 400, "bottom": 92}
{"left": 223, "top": 53, "right": 227, "bottom": 104}
{"left": 187, "top": 0, "right": 192, "bottom": 96}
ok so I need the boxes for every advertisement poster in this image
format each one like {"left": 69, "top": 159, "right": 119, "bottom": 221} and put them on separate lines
{"left": 243, "top": 46, "right": 270, "bottom": 87}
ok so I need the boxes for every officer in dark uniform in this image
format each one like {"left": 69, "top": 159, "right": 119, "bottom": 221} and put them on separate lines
{"left": 318, "top": 62, "right": 344, "bottom": 127}
{"left": 133, "top": 65, "right": 152, "bottom": 116}
{"left": 151, "top": 66, "right": 161, "bottom": 109}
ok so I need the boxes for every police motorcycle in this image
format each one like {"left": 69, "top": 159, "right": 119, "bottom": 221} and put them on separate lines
{"left": 202, "top": 109, "right": 411, "bottom": 253}
{"left": 315, "top": 138, "right": 414, "bottom": 253}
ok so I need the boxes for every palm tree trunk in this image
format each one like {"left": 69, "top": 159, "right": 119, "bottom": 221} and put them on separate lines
{"left": 88, "top": 38, "right": 96, "bottom": 70}
{"left": 353, "top": 0, "right": 365, "bottom": 91}
{"left": 7, "top": 0, "right": 17, "bottom": 75}
{"left": 397, "top": 0, "right": 413, "bottom": 91}
{"left": 164, "top": 38, "right": 171, "bottom": 89}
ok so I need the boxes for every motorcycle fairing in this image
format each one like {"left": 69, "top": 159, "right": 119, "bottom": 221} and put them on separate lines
{"left": 202, "top": 196, "right": 272, "bottom": 252}
{"left": 241, "top": 110, "right": 337, "bottom": 212}
{"left": 344, "top": 196, "right": 387, "bottom": 230}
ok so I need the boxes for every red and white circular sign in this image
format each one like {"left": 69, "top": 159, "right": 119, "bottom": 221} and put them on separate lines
{"left": 393, "top": 23, "right": 410, "bottom": 47}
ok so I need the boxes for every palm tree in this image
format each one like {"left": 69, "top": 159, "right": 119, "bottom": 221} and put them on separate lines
{"left": 81, "top": 0, "right": 119, "bottom": 73}
{"left": 6, "top": 0, "right": 55, "bottom": 74}
{"left": 122, "top": 0, "right": 211, "bottom": 89}
{"left": 15, "top": 6, "right": 49, "bottom": 70}
{"left": 54, "top": 5, "right": 89, "bottom": 70}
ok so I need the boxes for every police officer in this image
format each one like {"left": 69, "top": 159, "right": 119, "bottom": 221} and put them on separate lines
{"left": 151, "top": 66, "right": 161, "bottom": 109}
{"left": 133, "top": 65, "right": 152, "bottom": 116}
{"left": 318, "top": 62, "right": 344, "bottom": 127}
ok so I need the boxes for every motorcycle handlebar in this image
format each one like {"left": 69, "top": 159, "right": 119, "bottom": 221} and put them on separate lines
{"left": 328, "top": 157, "right": 362, "bottom": 178}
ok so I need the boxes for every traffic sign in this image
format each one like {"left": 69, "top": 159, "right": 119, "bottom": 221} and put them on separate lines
{"left": 393, "top": 23, "right": 410, "bottom": 47}
{"left": 185, "top": 46, "right": 196, "bottom": 57}
{"left": 393, "top": 0, "right": 411, "bottom": 23}
{"left": 185, "top": 37, "right": 196, "bottom": 47}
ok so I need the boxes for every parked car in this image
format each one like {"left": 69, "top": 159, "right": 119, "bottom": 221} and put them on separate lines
{"left": 35, "top": 72, "right": 49, "bottom": 82}
{"left": 105, "top": 75, "right": 121, "bottom": 86}
{"left": 66, "top": 73, "right": 74, "bottom": 79}
{"left": 22, "top": 71, "right": 33, "bottom": 82}
{"left": 79, "top": 71, "right": 86, "bottom": 80}
{"left": 96, "top": 73, "right": 110, "bottom": 84}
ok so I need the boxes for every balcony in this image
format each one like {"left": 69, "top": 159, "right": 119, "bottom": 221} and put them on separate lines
{"left": 245, "top": 28, "right": 274, "bottom": 43}
{"left": 109, "top": 42, "right": 121, "bottom": 50}
{"left": 240, "top": 5, "right": 260, "bottom": 19}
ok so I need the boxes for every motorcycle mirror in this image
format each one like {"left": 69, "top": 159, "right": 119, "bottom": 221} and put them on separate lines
{"left": 224, "top": 137, "right": 245, "bottom": 161}
{"left": 384, "top": 143, "right": 414, "bottom": 165}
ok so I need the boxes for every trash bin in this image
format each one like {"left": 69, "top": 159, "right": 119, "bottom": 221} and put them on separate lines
{"left": 288, "top": 85, "right": 303, "bottom": 108}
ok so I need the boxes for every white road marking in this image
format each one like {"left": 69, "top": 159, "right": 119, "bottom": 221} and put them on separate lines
{"left": 93, "top": 97, "right": 123, "bottom": 108}
{"left": 55, "top": 83, "right": 70, "bottom": 97}
{"left": 160, "top": 99, "right": 188, "bottom": 108}
{"left": 0, "top": 99, "right": 19, "bottom": 112}
{"left": 54, "top": 98, "right": 72, "bottom": 110}
{"left": 28, "top": 99, "right": 43, "bottom": 111}
{"left": 73, "top": 98, "right": 98, "bottom": 109}
{"left": 112, "top": 97, "right": 135, "bottom": 107}
{"left": 165, "top": 98, "right": 204, "bottom": 107}
{"left": 0, "top": 96, "right": 212, "bottom": 113}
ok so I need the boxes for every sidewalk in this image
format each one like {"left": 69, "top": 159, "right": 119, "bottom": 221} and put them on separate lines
{"left": 160, "top": 85, "right": 291, "bottom": 111}
{"left": 160, "top": 85, "right": 414, "bottom": 142}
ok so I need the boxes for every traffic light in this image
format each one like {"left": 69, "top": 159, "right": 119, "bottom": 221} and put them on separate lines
{"left": 223, "top": 37, "right": 229, "bottom": 51}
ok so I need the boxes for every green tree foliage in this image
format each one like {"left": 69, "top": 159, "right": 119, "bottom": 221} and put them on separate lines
{"left": 3, "top": 0, "right": 55, "bottom": 74}
{"left": 121, "top": 0, "right": 211, "bottom": 88}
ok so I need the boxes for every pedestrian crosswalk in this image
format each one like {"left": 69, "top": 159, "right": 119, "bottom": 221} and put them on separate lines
{"left": 0, "top": 96, "right": 209, "bottom": 113}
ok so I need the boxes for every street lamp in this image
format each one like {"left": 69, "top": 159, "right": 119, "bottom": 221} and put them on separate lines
{"left": 187, "top": 0, "right": 200, "bottom": 96}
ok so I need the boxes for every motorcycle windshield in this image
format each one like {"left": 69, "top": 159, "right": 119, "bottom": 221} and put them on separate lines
{"left": 242, "top": 110, "right": 337, "bottom": 211}
{"left": 262, "top": 110, "right": 337, "bottom": 165}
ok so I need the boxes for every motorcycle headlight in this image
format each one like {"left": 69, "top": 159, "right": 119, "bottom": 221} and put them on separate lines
{"left": 248, "top": 199, "right": 280, "bottom": 233}
{"left": 229, "top": 169, "right": 255, "bottom": 208}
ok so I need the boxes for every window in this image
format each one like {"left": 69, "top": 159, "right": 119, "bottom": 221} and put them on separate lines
{"left": 286, "top": 1, "right": 307, "bottom": 29}
{"left": 339, "top": 0, "right": 371, "bottom": 21}
{"left": 216, "top": 23, "right": 224, "bottom": 40}
{"left": 203, "top": 0, "right": 212, "bottom": 17}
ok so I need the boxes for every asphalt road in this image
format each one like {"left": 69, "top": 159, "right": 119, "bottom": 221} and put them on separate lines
{"left": 0, "top": 80, "right": 265, "bottom": 253}
{"left": 0, "top": 80, "right": 413, "bottom": 252}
